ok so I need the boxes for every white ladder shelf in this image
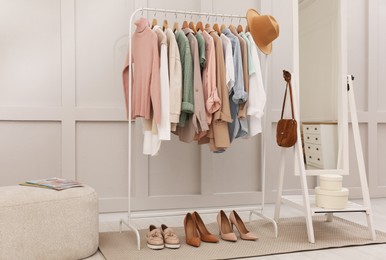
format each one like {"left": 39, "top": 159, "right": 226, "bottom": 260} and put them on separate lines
{"left": 274, "top": 75, "right": 376, "bottom": 243}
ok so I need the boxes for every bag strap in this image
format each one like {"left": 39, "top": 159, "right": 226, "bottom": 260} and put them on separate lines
{"left": 280, "top": 70, "right": 295, "bottom": 120}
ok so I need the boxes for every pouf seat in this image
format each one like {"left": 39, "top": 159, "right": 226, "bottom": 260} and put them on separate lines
{"left": 0, "top": 184, "right": 99, "bottom": 260}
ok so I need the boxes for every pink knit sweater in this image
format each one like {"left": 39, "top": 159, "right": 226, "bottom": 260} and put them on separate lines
{"left": 122, "top": 18, "right": 161, "bottom": 123}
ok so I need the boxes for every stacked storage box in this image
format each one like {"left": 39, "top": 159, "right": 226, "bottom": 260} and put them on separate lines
{"left": 315, "top": 174, "right": 349, "bottom": 209}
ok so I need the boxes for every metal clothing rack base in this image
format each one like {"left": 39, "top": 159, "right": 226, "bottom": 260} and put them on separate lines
{"left": 120, "top": 7, "right": 278, "bottom": 250}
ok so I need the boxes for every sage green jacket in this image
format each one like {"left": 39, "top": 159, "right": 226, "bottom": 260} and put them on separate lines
{"left": 175, "top": 30, "right": 194, "bottom": 127}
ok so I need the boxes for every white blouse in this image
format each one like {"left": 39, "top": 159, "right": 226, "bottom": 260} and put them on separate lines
{"left": 246, "top": 32, "right": 267, "bottom": 136}
{"left": 220, "top": 33, "right": 235, "bottom": 92}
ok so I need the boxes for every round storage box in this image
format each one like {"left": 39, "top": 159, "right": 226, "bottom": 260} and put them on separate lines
{"left": 315, "top": 186, "right": 349, "bottom": 209}
{"left": 319, "top": 174, "right": 343, "bottom": 191}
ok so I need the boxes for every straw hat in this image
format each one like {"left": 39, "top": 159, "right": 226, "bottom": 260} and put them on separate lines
{"left": 246, "top": 9, "right": 279, "bottom": 55}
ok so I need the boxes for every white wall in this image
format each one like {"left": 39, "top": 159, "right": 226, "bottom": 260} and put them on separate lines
{"left": 0, "top": 0, "right": 385, "bottom": 213}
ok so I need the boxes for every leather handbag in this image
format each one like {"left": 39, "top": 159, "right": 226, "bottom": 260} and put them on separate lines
{"left": 276, "top": 70, "right": 298, "bottom": 147}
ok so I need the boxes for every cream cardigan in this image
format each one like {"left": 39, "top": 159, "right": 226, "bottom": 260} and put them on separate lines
{"left": 164, "top": 28, "right": 182, "bottom": 131}
{"left": 153, "top": 25, "right": 171, "bottom": 141}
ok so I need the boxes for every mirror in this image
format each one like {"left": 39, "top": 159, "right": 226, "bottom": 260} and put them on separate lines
{"left": 296, "top": 0, "right": 348, "bottom": 174}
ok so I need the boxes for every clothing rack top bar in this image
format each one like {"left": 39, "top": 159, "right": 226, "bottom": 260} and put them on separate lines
{"left": 131, "top": 7, "right": 246, "bottom": 20}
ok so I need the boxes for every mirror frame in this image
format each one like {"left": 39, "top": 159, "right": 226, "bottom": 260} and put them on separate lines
{"left": 293, "top": 0, "right": 349, "bottom": 176}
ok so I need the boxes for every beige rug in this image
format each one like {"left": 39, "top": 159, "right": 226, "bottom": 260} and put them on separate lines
{"left": 99, "top": 216, "right": 386, "bottom": 260}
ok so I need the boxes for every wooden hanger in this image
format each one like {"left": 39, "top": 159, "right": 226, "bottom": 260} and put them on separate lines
{"left": 189, "top": 21, "right": 197, "bottom": 33}
{"left": 204, "top": 15, "right": 211, "bottom": 30}
{"left": 219, "top": 16, "right": 227, "bottom": 33}
{"left": 229, "top": 24, "right": 239, "bottom": 37}
{"left": 213, "top": 22, "right": 221, "bottom": 35}
{"left": 173, "top": 13, "right": 179, "bottom": 32}
{"left": 163, "top": 19, "right": 168, "bottom": 30}
{"left": 211, "top": 16, "right": 220, "bottom": 35}
{"left": 182, "top": 20, "right": 189, "bottom": 29}
{"left": 237, "top": 18, "right": 243, "bottom": 33}
{"left": 181, "top": 13, "right": 189, "bottom": 29}
{"left": 173, "top": 21, "right": 179, "bottom": 32}
{"left": 162, "top": 12, "right": 168, "bottom": 30}
{"left": 196, "top": 21, "right": 204, "bottom": 32}
{"left": 151, "top": 18, "right": 158, "bottom": 29}
{"left": 237, "top": 24, "right": 243, "bottom": 33}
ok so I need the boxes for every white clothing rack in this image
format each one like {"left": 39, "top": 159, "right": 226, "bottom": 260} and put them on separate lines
{"left": 120, "top": 7, "right": 278, "bottom": 250}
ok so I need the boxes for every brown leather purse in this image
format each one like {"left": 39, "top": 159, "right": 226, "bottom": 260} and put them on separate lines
{"left": 276, "top": 70, "right": 297, "bottom": 147}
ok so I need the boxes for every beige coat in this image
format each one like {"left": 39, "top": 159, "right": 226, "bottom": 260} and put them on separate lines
{"left": 205, "top": 26, "right": 232, "bottom": 151}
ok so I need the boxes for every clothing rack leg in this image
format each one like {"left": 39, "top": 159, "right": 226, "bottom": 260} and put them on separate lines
{"left": 120, "top": 219, "right": 141, "bottom": 250}
{"left": 249, "top": 210, "right": 278, "bottom": 238}
{"left": 120, "top": 7, "right": 143, "bottom": 251}
{"left": 248, "top": 55, "right": 277, "bottom": 238}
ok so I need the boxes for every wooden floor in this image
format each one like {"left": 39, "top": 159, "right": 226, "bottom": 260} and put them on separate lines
{"left": 89, "top": 198, "right": 386, "bottom": 260}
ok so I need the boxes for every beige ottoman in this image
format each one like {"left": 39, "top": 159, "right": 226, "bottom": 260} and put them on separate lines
{"left": 0, "top": 185, "right": 99, "bottom": 260}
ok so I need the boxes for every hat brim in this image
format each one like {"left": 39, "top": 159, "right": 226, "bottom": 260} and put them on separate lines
{"left": 255, "top": 39, "right": 272, "bottom": 55}
{"left": 246, "top": 8, "right": 273, "bottom": 55}
{"left": 246, "top": 9, "right": 260, "bottom": 31}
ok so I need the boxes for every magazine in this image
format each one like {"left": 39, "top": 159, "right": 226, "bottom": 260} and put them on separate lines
{"left": 20, "top": 177, "right": 83, "bottom": 191}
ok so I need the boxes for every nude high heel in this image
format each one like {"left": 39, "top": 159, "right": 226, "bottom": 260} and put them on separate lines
{"left": 192, "top": 211, "right": 219, "bottom": 243}
{"left": 229, "top": 210, "right": 258, "bottom": 241}
{"left": 184, "top": 213, "right": 201, "bottom": 247}
{"left": 217, "top": 210, "right": 237, "bottom": 242}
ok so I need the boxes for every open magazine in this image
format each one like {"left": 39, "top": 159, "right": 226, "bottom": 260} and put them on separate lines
{"left": 20, "top": 177, "right": 83, "bottom": 191}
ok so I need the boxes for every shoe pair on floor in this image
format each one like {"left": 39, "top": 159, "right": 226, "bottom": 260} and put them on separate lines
{"left": 184, "top": 210, "right": 258, "bottom": 247}
{"left": 218, "top": 210, "right": 258, "bottom": 242}
{"left": 184, "top": 211, "right": 220, "bottom": 247}
{"left": 146, "top": 224, "right": 180, "bottom": 250}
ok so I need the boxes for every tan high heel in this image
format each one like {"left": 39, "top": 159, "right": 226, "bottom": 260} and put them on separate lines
{"left": 217, "top": 210, "right": 237, "bottom": 242}
{"left": 184, "top": 213, "right": 201, "bottom": 247}
{"left": 192, "top": 211, "right": 219, "bottom": 243}
{"left": 229, "top": 210, "right": 258, "bottom": 241}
